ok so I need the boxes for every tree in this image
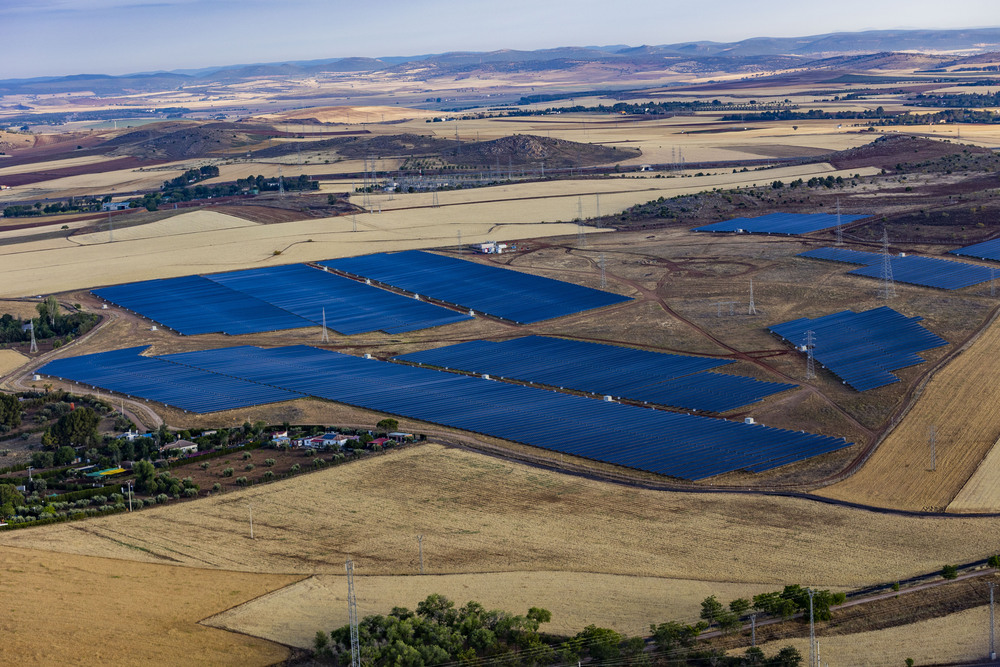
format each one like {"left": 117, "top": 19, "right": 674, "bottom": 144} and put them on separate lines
{"left": 30, "top": 451, "right": 54, "bottom": 468}
{"left": 0, "top": 392, "right": 21, "bottom": 429}
{"left": 133, "top": 459, "right": 156, "bottom": 493}
{"left": 50, "top": 407, "right": 100, "bottom": 448}
{"left": 700, "top": 595, "right": 725, "bottom": 624}
{"left": 942, "top": 564, "right": 959, "bottom": 579}
{"left": 0, "top": 484, "right": 24, "bottom": 516}
{"left": 575, "top": 625, "right": 621, "bottom": 662}
{"left": 376, "top": 418, "right": 399, "bottom": 432}
{"left": 53, "top": 445, "right": 76, "bottom": 466}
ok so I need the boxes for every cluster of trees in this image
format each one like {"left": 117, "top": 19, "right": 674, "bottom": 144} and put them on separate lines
{"left": 910, "top": 91, "right": 1000, "bottom": 108}
{"left": 132, "top": 460, "right": 197, "bottom": 496}
{"left": 134, "top": 173, "right": 317, "bottom": 210}
{"left": 3, "top": 196, "right": 109, "bottom": 218}
{"left": 0, "top": 393, "right": 20, "bottom": 430}
{"left": 162, "top": 165, "right": 220, "bottom": 189}
{"left": 233, "top": 173, "right": 317, "bottom": 193}
{"left": 722, "top": 107, "right": 889, "bottom": 122}
{"left": 772, "top": 176, "right": 850, "bottom": 190}
{"left": 701, "top": 586, "right": 846, "bottom": 629}
{"left": 315, "top": 594, "right": 802, "bottom": 666}
{"left": 0, "top": 298, "right": 99, "bottom": 345}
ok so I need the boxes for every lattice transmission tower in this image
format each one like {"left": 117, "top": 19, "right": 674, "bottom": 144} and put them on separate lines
{"left": 835, "top": 198, "right": 843, "bottom": 246}
{"left": 804, "top": 330, "right": 816, "bottom": 380}
{"left": 28, "top": 320, "right": 38, "bottom": 354}
{"left": 320, "top": 307, "right": 329, "bottom": 343}
{"left": 346, "top": 560, "right": 360, "bottom": 667}
{"left": 748, "top": 279, "right": 758, "bottom": 316}
{"left": 600, "top": 253, "right": 607, "bottom": 289}
{"left": 879, "top": 227, "right": 896, "bottom": 299}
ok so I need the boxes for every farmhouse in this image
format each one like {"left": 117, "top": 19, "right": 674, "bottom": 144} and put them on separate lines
{"left": 160, "top": 439, "right": 198, "bottom": 456}
{"left": 101, "top": 201, "right": 130, "bottom": 211}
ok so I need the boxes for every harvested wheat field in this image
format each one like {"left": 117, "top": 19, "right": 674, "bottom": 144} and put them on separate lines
{"left": 820, "top": 315, "right": 1000, "bottom": 512}
{"left": 6, "top": 445, "right": 1000, "bottom": 589}
{"left": 947, "top": 435, "right": 1000, "bottom": 513}
{"left": 740, "top": 605, "right": 992, "bottom": 667}
{"left": 72, "top": 209, "right": 259, "bottom": 245}
{"left": 0, "top": 350, "right": 27, "bottom": 376}
{"left": 0, "top": 207, "right": 592, "bottom": 296}
{"left": 0, "top": 546, "right": 299, "bottom": 666}
{"left": 205, "top": 572, "right": 780, "bottom": 648}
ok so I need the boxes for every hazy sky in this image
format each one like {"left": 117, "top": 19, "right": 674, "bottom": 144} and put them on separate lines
{"left": 2, "top": 0, "right": 998, "bottom": 79}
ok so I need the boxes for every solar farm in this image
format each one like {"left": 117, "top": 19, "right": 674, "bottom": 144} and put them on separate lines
{"left": 950, "top": 237, "right": 1000, "bottom": 263}
{"left": 319, "top": 250, "right": 632, "bottom": 323}
{"left": 394, "top": 336, "right": 797, "bottom": 413}
{"left": 692, "top": 212, "right": 867, "bottom": 235}
{"left": 38, "top": 344, "right": 849, "bottom": 481}
{"left": 799, "top": 247, "right": 995, "bottom": 290}
{"left": 769, "top": 307, "right": 949, "bottom": 391}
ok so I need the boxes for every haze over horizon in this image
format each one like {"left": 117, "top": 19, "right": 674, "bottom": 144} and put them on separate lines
{"left": 2, "top": 0, "right": 999, "bottom": 80}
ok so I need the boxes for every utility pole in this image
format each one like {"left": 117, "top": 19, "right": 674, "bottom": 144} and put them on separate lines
{"left": 126, "top": 481, "right": 133, "bottom": 512}
{"left": 990, "top": 581, "right": 996, "bottom": 661}
{"left": 247, "top": 503, "right": 254, "bottom": 540}
{"left": 346, "top": 560, "right": 360, "bottom": 667}
{"left": 807, "top": 588, "right": 816, "bottom": 667}
{"left": 418, "top": 535, "right": 424, "bottom": 574}
{"left": 929, "top": 425, "right": 937, "bottom": 471}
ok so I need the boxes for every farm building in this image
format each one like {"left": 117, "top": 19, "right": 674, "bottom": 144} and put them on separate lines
{"left": 160, "top": 439, "right": 198, "bottom": 456}
{"left": 101, "top": 201, "right": 130, "bottom": 211}
{"left": 476, "top": 241, "right": 508, "bottom": 254}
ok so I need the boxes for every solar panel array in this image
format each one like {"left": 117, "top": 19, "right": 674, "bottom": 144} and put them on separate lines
{"left": 797, "top": 247, "right": 881, "bottom": 266}
{"left": 38, "top": 347, "right": 301, "bottom": 412}
{"left": 950, "top": 238, "right": 1000, "bottom": 263}
{"left": 207, "top": 264, "right": 471, "bottom": 334}
{"left": 41, "top": 345, "right": 850, "bottom": 480}
{"left": 319, "top": 250, "right": 631, "bottom": 324}
{"left": 799, "top": 247, "right": 995, "bottom": 290}
{"left": 769, "top": 306, "right": 948, "bottom": 391}
{"left": 394, "top": 336, "right": 797, "bottom": 413}
{"left": 692, "top": 212, "right": 867, "bottom": 235}
{"left": 93, "top": 263, "right": 471, "bottom": 336}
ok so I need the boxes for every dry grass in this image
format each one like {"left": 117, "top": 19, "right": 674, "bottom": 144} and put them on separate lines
{"left": 72, "top": 209, "right": 258, "bottom": 245}
{"left": 820, "top": 314, "right": 1000, "bottom": 512}
{"left": 740, "top": 605, "right": 993, "bottom": 667}
{"left": 6, "top": 445, "right": 1000, "bottom": 589}
{"left": 205, "top": 572, "right": 778, "bottom": 649}
{"left": 0, "top": 545, "right": 299, "bottom": 666}
{"left": 0, "top": 349, "right": 28, "bottom": 376}
{"left": 947, "top": 436, "right": 1000, "bottom": 513}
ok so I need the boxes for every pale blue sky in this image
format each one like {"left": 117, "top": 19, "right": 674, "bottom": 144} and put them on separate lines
{"left": 2, "top": 0, "right": 997, "bottom": 79}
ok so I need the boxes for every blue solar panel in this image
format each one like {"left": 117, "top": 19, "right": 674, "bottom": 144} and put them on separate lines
{"left": 93, "top": 275, "right": 314, "bottom": 335}
{"left": 798, "top": 247, "right": 882, "bottom": 266}
{"left": 42, "top": 345, "right": 851, "bottom": 480}
{"left": 205, "top": 264, "right": 472, "bottom": 334}
{"left": 693, "top": 212, "right": 867, "bottom": 235}
{"left": 394, "top": 336, "right": 796, "bottom": 413}
{"left": 319, "top": 250, "right": 631, "bottom": 324}
{"left": 800, "top": 247, "right": 995, "bottom": 290}
{"left": 951, "top": 238, "right": 1000, "bottom": 263}
{"left": 38, "top": 347, "right": 301, "bottom": 412}
{"left": 769, "top": 307, "right": 948, "bottom": 391}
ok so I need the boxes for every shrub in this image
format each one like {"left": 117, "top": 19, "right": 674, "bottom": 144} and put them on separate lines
{"left": 244, "top": 463, "right": 255, "bottom": 471}
{"left": 184, "top": 488, "right": 198, "bottom": 497}
{"left": 200, "top": 462, "right": 210, "bottom": 470}
{"left": 155, "top": 493, "right": 169, "bottom": 504}
{"left": 290, "top": 463, "right": 300, "bottom": 473}
{"left": 212, "top": 483, "right": 222, "bottom": 493}
{"left": 262, "top": 470, "right": 274, "bottom": 481}
{"left": 235, "top": 476, "right": 248, "bottom": 486}
{"left": 222, "top": 467, "right": 234, "bottom": 477}
{"left": 313, "top": 457, "right": 326, "bottom": 468}
{"left": 264, "top": 458, "right": 276, "bottom": 467}
{"left": 942, "top": 564, "right": 959, "bottom": 579}
{"left": 241, "top": 452, "right": 252, "bottom": 460}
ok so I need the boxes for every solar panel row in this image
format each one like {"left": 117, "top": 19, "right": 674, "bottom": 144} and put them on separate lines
{"left": 207, "top": 264, "right": 471, "bottom": 334}
{"left": 799, "top": 247, "right": 995, "bottom": 290}
{"left": 93, "top": 276, "right": 312, "bottom": 335}
{"left": 38, "top": 347, "right": 301, "bottom": 413}
{"left": 951, "top": 238, "right": 1000, "bottom": 263}
{"left": 41, "top": 345, "right": 850, "bottom": 481}
{"left": 769, "top": 306, "right": 948, "bottom": 391}
{"left": 93, "top": 263, "right": 471, "bottom": 336}
{"left": 394, "top": 336, "right": 796, "bottom": 413}
{"left": 692, "top": 212, "right": 867, "bottom": 235}
{"left": 319, "top": 250, "right": 631, "bottom": 324}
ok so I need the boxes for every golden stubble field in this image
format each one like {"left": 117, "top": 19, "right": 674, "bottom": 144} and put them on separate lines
{"left": 6, "top": 445, "right": 1000, "bottom": 588}
{"left": 821, "top": 313, "right": 1000, "bottom": 512}
{"left": 0, "top": 546, "right": 299, "bottom": 666}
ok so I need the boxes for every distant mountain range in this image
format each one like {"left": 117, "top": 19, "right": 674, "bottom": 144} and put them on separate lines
{"left": 1, "top": 27, "right": 999, "bottom": 96}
